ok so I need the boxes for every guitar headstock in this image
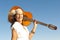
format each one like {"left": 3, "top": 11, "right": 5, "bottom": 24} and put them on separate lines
{"left": 48, "top": 24, "right": 57, "bottom": 30}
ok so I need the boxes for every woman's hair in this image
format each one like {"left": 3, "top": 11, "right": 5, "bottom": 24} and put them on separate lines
{"left": 13, "top": 13, "right": 17, "bottom": 22}
{"left": 10, "top": 14, "right": 16, "bottom": 27}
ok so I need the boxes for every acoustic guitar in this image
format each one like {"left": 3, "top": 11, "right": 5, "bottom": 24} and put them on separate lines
{"left": 23, "top": 12, "right": 57, "bottom": 30}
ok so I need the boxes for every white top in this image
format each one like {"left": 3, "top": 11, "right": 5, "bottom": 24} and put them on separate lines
{"left": 11, "top": 22, "right": 29, "bottom": 40}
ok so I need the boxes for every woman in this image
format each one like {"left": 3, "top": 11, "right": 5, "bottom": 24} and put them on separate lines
{"left": 8, "top": 6, "right": 38, "bottom": 40}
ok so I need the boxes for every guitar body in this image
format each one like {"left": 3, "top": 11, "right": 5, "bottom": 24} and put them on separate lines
{"left": 23, "top": 12, "right": 33, "bottom": 26}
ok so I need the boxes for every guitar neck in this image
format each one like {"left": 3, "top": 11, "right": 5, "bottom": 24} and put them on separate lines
{"left": 30, "top": 19, "right": 48, "bottom": 26}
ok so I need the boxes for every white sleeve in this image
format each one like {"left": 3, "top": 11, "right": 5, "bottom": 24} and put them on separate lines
{"left": 11, "top": 22, "right": 22, "bottom": 33}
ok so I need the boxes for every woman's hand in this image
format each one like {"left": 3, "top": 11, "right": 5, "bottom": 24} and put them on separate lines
{"left": 32, "top": 20, "right": 38, "bottom": 33}
{"left": 29, "top": 20, "right": 38, "bottom": 40}
{"left": 33, "top": 20, "right": 37, "bottom": 28}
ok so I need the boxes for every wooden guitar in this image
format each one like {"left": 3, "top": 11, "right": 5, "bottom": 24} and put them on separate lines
{"left": 23, "top": 12, "right": 57, "bottom": 30}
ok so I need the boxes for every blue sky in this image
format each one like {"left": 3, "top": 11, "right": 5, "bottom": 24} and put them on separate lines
{"left": 0, "top": 0, "right": 60, "bottom": 40}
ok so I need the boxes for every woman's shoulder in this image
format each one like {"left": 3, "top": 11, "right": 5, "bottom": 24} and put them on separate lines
{"left": 11, "top": 22, "right": 19, "bottom": 28}
{"left": 11, "top": 22, "right": 22, "bottom": 30}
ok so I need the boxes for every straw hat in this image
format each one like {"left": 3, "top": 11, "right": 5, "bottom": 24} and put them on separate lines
{"left": 8, "top": 6, "right": 24, "bottom": 23}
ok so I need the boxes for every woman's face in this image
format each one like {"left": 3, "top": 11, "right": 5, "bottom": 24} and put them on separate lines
{"left": 15, "top": 13, "right": 23, "bottom": 22}
{"left": 15, "top": 9, "right": 23, "bottom": 22}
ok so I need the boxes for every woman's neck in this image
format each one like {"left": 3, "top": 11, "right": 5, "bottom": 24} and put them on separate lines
{"left": 17, "top": 20, "right": 22, "bottom": 24}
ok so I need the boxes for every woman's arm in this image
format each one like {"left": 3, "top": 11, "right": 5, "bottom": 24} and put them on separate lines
{"left": 29, "top": 20, "right": 37, "bottom": 40}
{"left": 11, "top": 28, "right": 18, "bottom": 40}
